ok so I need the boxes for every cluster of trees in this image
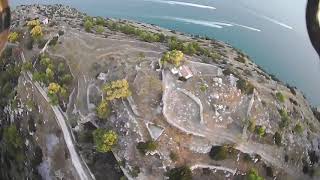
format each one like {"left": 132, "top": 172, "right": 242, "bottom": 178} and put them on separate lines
{"left": 93, "top": 128, "right": 118, "bottom": 153}
{"left": 47, "top": 82, "right": 67, "bottom": 105}
{"left": 0, "top": 47, "right": 21, "bottom": 108}
{"left": 161, "top": 50, "right": 184, "bottom": 67}
{"left": 32, "top": 55, "right": 72, "bottom": 106}
{"left": 168, "top": 36, "right": 221, "bottom": 60}
{"left": 96, "top": 79, "right": 131, "bottom": 120}
{"left": 106, "top": 20, "right": 166, "bottom": 43}
{"left": 83, "top": 16, "right": 105, "bottom": 34}
{"left": 27, "top": 20, "right": 43, "bottom": 40}
{"left": 8, "top": 32, "right": 19, "bottom": 43}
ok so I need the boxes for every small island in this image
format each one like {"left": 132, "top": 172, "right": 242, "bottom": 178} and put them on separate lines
{"left": 0, "top": 4, "right": 319, "bottom": 180}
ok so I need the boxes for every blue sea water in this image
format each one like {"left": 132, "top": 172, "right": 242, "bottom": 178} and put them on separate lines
{"left": 12, "top": 0, "right": 320, "bottom": 106}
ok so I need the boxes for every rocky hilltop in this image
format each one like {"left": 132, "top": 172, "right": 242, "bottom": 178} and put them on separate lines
{"left": 1, "top": 4, "right": 320, "bottom": 180}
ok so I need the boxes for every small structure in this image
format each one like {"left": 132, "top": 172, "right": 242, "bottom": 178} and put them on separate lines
{"left": 97, "top": 72, "right": 107, "bottom": 81}
{"left": 178, "top": 65, "right": 193, "bottom": 79}
{"left": 146, "top": 123, "right": 165, "bottom": 140}
{"left": 41, "top": 17, "right": 49, "bottom": 25}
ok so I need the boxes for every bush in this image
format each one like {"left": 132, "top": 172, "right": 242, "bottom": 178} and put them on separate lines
{"left": 22, "top": 62, "right": 33, "bottom": 72}
{"left": 136, "top": 140, "right": 158, "bottom": 155}
{"left": 93, "top": 129, "right": 118, "bottom": 152}
{"left": 276, "top": 92, "right": 285, "bottom": 103}
{"left": 294, "top": 123, "right": 304, "bottom": 134}
{"left": 58, "top": 30, "right": 64, "bottom": 36}
{"left": 8, "top": 32, "right": 19, "bottom": 43}
{"left": 209, "top": 146, "right": 227, "bottom": 160}
{"left": 167, "top": 166, "right": 192, "bottom": 180}
{"left": 237, "top": 78, "right": 254, "bottom": 95}
{"left": 274, "top": 131, "right": 282, "bottom": 146}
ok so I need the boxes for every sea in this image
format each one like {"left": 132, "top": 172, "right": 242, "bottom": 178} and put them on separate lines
{"left": 12, "top": 0, "right": 320, "bottom": 106}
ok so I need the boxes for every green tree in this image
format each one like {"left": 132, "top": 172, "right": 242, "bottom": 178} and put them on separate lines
{"left": 255, "top": 126, "right": 266, "bottom": 137}
{"left": 161, "top": 50, "right": 184, "bottom": 67}
{"left": 96, "top": 100, "right": 110, "bottom": 119}
{"left": 102, "top": 79, "right": 132, "bottom": 100}
{"left": 246, "top": 168, "right": 264, "bottom": 180}
{"left": 276, "top": 92, "right": 285, "bottom": 103}
{"left": 22, "top": 62, "right": 33, "bottom": 72}
{"left": 167, "top": 166, "right": 192, "bottom": 180}
{"left": 3, "top": 125, "right": 23, "bottom": 150}
{"left": 93, "top": 129, "right": 118, "bottom": 152}
{"left": 8, "top": 32, "right": 19, "bottom": 43}
{"left": 61, "top": 74, "right": 73, "bottom": 85}
{"left": 30, "top": 25, "right": 43, "bottom": 40}
{"left": 209, "top": 146, "right": 227, "bottom": 160}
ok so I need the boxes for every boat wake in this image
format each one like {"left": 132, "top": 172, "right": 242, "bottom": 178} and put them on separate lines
{"left": 163, "top": 17, "right": 261, "bottom": 32}
{"left": 245, "top": 8, "right": 293, "bottom": 30}
{"left": 144, "top": 0, "right": 216, "bottom": 10}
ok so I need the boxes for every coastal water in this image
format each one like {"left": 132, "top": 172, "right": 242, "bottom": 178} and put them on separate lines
{"left": 12, "top": 0, "right": 320, "bottom": 106}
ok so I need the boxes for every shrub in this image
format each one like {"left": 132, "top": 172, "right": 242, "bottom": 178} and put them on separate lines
{"left": 237, "top": 78, "right": 254, "bottom": 95}
{"left": 161, "top": 50, "right": 184, "bottom": 67}
{"left": 170, "top": 151, "right": 179, "bottom": 162}
{"left": 209, "top": 146, "right": 227, "bottom": 160}
{"left": 246, "top": 168, "right": 264, "bottom": 180}
{"left": 30, "top": 25, "right": 43, "bottom": 40}
{"left": 200, "top": 83, "right": 208, "bottom": 92}
{"left": 22, "top": 62, "right": 33, "bottom": 72}
{"left": 136, "top": 140, "right": 158, "bottom": 155}
{"left": 58, "top": 30, "right": 64, "bottom": 36}
{"left": 96, "top": 100, "right": 110, "bottom": 119}
{"left": 48, "top": 82, "right": 61, "bottom": 95}
{"left": 102, "top": 79, "right": 132, "bottom": 100}
{"left": 279, "top": 109, "right": 290, "bottom": 129}
{"left": 3, "top": 125, "right": 23, "bottom": 150}
{"left": 27, "top": 19, "right": 40, "bottom": 29}
{"left": 93, "top": 129, "right": 118, "bottom": 153}
{"left": 248, "top": 119, "right": 256, "bottom": 132}
{"left": 255, "top": 126, "right": 266, "bottom": 137}
{"left": 60, "top": 74, "right": 73, "bottom": 85}
{"left": 294, "top": 123, "right": 304, "bottom": 134}
{"left": 274, "top": 131, "right": 282, "bottom": 146}
{"left": 8, "top": 32, "right": 19, "bottom": 43}
{"left": 276, "top": 92, "right": 285, "bottom": 103}
{"left": 95, "top": 17, "right": 106, "bottom": 26}
{"left": 167, "top": 166, "right": 192, "bottom": 180}
{"left": 96, "top": 25, "right": 104, "bottom": 34}
{"left": 49, "top": 36, "right": 59, "bottom": 46}
{"left": 84, "top": 20, "right": 94, "bottom": 32}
